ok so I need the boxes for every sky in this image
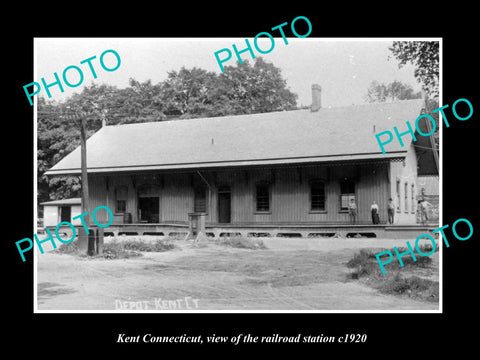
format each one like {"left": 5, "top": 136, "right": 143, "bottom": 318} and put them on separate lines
{"left": 35, "top": 38, "right": 423, "bottom": 108}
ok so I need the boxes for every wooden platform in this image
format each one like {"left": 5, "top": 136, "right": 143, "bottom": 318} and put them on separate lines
{"left": 94, "top": 222, "right": 439, "bottom": 240}
{"left": 44, "top": 219, "right": 439, "bottom": 240}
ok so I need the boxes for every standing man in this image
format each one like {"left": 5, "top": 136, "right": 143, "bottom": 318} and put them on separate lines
{"left": 371, "top": 201, "right": 379, "bottom": 224}
{"left": 387, "top": 198, "right": 395, "bottom": 224}
{"left": 349, "top": 198, "right": 357, "bottom": 224}
{"left": 420, "top": 198, "right": 431, "bottom": 224}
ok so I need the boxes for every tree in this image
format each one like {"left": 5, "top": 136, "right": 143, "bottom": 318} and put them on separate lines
{"left": 114, "top": 79, "right": 166, "bottom": 123}
{"left": 37, "top": 57, "right": 299, "bottom": 205}
{"left": 365, "top": 77, "right": 439, "bottom": 175}
{"left": 365, "top": 80, "right": 422, "bottom": 103}
{"left": 37, "top": 84, "right": 121, "bottom": 205}
{"left": 219, "top": 57, "right": 297, "bottom": 115}
{"left": 159, "top": 67, "right": 218, "bottom": 118}
{"left": 157, "top": 58, "right": 298, "bottom": 118}
{"left": 389, "top": 41, "right": 439, "bottom": 98}
{"left": 37, "top": 97, "right": 82, "bottom": 204}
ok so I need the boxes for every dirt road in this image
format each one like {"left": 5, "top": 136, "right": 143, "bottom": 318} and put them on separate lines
{"left": 36, "top": 238, "right": 439, "bottom": 311}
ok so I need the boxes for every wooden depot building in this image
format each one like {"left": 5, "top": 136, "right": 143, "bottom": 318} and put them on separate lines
{"left": 45, "top": 86, "right": 433, "bottom": 239}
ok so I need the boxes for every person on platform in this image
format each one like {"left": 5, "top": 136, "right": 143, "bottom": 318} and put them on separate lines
{"left": 419, "top": 199, "right": 431, "bottom": 224}
{"left": 371, "top": 201, "right": 379, "bottom": 224}
{"left": 348, "top": 198, "right": 357, "bottom": 224}
{"left": 387, "top": 198, "right": 395, "bottom": 224}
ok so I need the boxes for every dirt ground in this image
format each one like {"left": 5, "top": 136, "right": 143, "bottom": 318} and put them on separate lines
{"left": 35, "top": 237, "right": 440, "bottom": 311}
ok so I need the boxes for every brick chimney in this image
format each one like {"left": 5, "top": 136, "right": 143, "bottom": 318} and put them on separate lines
{"left": 311, "top": 84, "right": 322, "bottom": 112}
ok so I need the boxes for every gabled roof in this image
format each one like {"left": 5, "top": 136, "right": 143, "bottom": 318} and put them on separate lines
{"left": 45, "top": 99, "right": 425, "bottom": 175}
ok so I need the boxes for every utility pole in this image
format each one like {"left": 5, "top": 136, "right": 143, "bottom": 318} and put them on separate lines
{"left": 64, "top": 110, "right": 96, "bottom": 253}
{"left": 80, "top": 115, "right": 90, "bottom": 227}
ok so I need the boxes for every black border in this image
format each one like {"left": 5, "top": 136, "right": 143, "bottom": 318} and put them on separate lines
{"left": 6, "top": 5, "right": 478, "bottom": 354}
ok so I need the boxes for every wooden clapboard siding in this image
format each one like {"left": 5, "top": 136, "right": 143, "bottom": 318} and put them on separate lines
{"left": 233, "top": 178, "right": 253, "bottom": 224}
{"left": 389, "top": 142, "right": 419, "bottom": 224}
{"left": 86, "top": 161, "right": 400, "bottom": 226}
{"left": 88, "top": 174, "right": 133, "bottom": 223}
{"left": 271, "top": 168, "right": 299, "bottom": 222}
{"left": 113, "top": 175, "right": 136, "bottom": 222}
{"left": 87, "top": 175, "right": 110, "bottom": 224}
{"left": 356, "top": 164, "right": 389, "bottom": 223}
{"left": 210, "top": 164, "right": 390, "bottom": 224}
{"left": 161, "top": 173, "right": 191, "bottom": 223}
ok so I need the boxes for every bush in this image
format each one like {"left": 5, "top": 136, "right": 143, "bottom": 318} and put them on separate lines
{"left": 103, "top": 239, "right": 176, "bottom": 259}
{"left": 52, "top": 240, "right": 80, "bottom": 255}
{"left": 103, "top": 241, "right": 142, "bottom": 259}
{"left": 53, "top": 238, "right": 176, "bottom": 259}
{"left": 346, "top": 245, "right": 435, "bottom": 277}
{"left": 122, "top": 239, "right": 176, "bottom": 252}
{"left": 346, "top": 247, "right": 439, "bottom": 302}
{"left": 346, "top": 248, "right": 378, "bottom": 268}
{"left": 397, "top": 253, "right": 432, "bottom": 268}
{"left": 378, "top": 274, "right": 439, "bottom": 302}
{"left": 219, "top": 236, "right": 267, "bottom": 250}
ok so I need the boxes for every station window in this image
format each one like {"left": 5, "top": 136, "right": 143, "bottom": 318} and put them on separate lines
{"left": 256, "top": 183, "right": 270, "bottom": 212}
{"left": 310, "top": 180, "right": 326, "bottom": 211}
{"left": 115, "top": 186, "right": 128, "bottom": 213}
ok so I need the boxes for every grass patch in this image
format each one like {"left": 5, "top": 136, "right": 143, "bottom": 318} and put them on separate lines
{"left": 346, "top": 245, "right": 439, "bottom": 302}
{"left": 53, "top": 238, "right": 176, "bottom": 260}
{"left": 346, "top": 244, "right": 437, "bottom": 274}
{"left": 52, "top": 241, "right": 83, "bottom": 256}
{"left": 103, "top": 241, "right": 143, "bottom": 259}
{"left": 104, "top": 238, "right": 176, "bottom": 259}
{"left": 377, "top": 273, "right": 438, "bottom": 301}
{"left": 218, "top": 236, "right": 267, "bottom": 250}
{"left": 121, "top": 239, "right": 176, "bottom": 252}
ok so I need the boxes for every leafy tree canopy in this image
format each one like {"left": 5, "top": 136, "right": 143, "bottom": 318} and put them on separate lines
{"left": 37, "top": 57, "right": 298, "bottom": 206}
{"left": 389, "top": 41, "right": 439, "bottom": 98}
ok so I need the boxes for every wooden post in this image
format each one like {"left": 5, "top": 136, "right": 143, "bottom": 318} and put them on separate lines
{"left": 77, "top": 116, "right": 91, "bottom": 254}
{"left": 80, "top": 117, "right": 90, "bottom": 222}
{"left": 197, "top": 213, "right": 206, "bottom": 242}
{"left": 186, "top": 212, "right": 206, "bottom": 243}
{"left": 63, "top": 110, "right": 102, "bottom": 254}
{"left": 187, "top": 213, "right": 194, "bottom": 240}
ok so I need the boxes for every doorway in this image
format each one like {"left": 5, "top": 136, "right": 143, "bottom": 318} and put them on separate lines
{"left": 217, "top": 186, "right": 231, "bottom": 223}
{"left": 60, "top": 206, "right": 71, "bottom": 223}
{"left": 138, "top": 197, "right": 159, "bottom": 223}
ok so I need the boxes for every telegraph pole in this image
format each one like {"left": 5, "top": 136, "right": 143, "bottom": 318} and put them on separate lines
{"left": 64, "top": 110, "right": 95, "bottom": 253}
{"left": 80, "top": 115, "right": 90, "bottom": 226}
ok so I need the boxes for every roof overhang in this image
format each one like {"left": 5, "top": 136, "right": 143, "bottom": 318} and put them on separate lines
{"left": 44, "top": 151, "right": 406, "bottom": 176}
{"left": 40, "top": 198, "right": 82, "bottom": 206}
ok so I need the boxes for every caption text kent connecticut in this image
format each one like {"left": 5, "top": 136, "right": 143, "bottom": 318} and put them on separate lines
{"left": 116, "top": 333, "right": 367, "bottom": 345}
